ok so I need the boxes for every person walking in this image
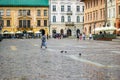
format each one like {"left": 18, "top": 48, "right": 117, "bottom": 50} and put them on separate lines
{"left": 82, "top": 33, "right": 86, "bottom": 40}
{"left": 41, "top": 34, "right": 47, "bottom": 48}
{"left": 89, "top": 33, "right": 92, "bottom": 40}
{"left": 79, "top": 33, "right": 82, "bottom": 40}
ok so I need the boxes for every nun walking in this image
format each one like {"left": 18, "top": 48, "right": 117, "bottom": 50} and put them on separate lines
{"left": 41, "top": 34, "right": 47, "bottom": 48}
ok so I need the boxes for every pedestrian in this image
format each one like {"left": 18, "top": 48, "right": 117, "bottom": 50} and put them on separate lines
{"left": 89, "top": 33, "right": 92, "bottom": 40}
{"left": 41, "top": 34, "right": 47, "bottom": 48}
{"left": 77, "top": 33, "right": 80, "bottom": 40}
{"left": 79, "top": 33, "right": 82, "bottom": 40}
{"left": 82, "top": 33, "right": 86, "bottom": 40}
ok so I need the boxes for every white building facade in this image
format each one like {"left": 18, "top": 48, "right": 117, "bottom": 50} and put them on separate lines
{"left": 49, "top": 0, "right": 84, "bottom": 37}
{"left": 107, "top": 0, "right": 116, "bottom": 27}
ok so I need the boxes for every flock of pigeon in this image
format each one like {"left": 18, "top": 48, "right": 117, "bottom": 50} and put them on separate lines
{"left": 60, "top": 50, "right": 81, "bottom": 56}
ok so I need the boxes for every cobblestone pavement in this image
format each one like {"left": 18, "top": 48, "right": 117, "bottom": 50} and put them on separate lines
{"left": 0, "top": 38, "right": 120, "bottom": 80}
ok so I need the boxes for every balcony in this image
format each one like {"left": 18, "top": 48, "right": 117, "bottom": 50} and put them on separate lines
{"left": 66, "top": 11, "right": 72, "bottom": 15}
{"left": 65, "top": 22, "right": 74, "bottom": 26}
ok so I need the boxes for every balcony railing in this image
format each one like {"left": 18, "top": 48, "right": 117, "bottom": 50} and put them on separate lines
{"left": 66, "top": 11, "right": 72, "bottom": 15}
{"left": 65, "top": 22, "right": 74, "bottom": 26}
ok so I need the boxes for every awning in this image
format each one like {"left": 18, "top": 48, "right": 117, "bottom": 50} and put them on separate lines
{"left": 27, "top": 30, "right": 33, "bottom": 33}
{"left": 34, "top": 31, "right": 41, "bottom": 34}
{"left": 9, "top": 31, "right": 15, "bottom": 34}
{"left": 3, "top": 32, "right": 10, "bottom": 34}
{"left": 16, "top": 31, "right": 23, "bottom": 34}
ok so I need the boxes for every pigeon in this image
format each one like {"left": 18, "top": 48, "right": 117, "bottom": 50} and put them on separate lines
{"left": 60, "top": 50, "right": 64, "bottom": 53}
{"left": 65, "top": 51, "right": 67, "bottom": 53}
{"left": 79, "top": 53, "right": 81, "bottom": 56}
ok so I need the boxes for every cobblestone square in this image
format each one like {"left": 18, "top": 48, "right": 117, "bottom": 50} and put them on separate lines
{"left": 0, "top": 39, "right": 120, "bottom": 80}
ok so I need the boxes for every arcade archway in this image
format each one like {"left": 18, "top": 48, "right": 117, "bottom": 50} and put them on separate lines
{"left": 67, "top": 29, "right": 72, "bottom": 36}
{"left": 40, "top": 29, "right": 45, "bottom": 35}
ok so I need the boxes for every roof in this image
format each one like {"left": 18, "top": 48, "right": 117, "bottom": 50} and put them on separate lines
{"left": 0, "top": 0, "right": 49, "bottom": 7}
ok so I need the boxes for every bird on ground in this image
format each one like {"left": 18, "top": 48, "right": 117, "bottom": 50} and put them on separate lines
{"left": 60, "top": 50, "right": 64, "bottom": 53}
{"left": 79, "top": 53, "right": 81, "bottom": 56}
{"left": 65, "top": 51, "right": 67, "bottom": 53}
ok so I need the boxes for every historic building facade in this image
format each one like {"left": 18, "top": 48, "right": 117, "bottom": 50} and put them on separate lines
{"left": 116, "top": 0, "right": 120, "bottom": 35}
{"left": 107, "top": 0, "right": 116, "bottom": 28}
{"left": 81, "top": 0, "right": 106, "bottom": 35}
{"left": 0, "top": 0, "right": 49, "bottom": 35}
{"left": 49, "top": 0, "right": 84, "bottom": 37}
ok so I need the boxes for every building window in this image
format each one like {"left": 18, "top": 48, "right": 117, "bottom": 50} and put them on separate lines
{"left": 93, "top": 12, "right": 95, "bottom": 20}
{"left": 53, "top": 5, "right": 56, "bottom": 11}
{"left": 88, "top": 1, "right": 90, "bottom": 8}
{"left": 82, "top": 6, "right": 84, "bottom": 12}
{"left": 18, "top": 10, "right": 30, "bottom": 16}
{"left": 96, "top": 0, "right": 98, "bottom": 6}
{"left": 27, "top": 10, "right": 30, "bottom": 16}
{"left": 37, "top": 20, "right": 41, "bottom": 26}
{"left": 61, "top": 16, "right": 64, "bottom": 22}
{"left": 90, "top": 12, "right": 92, "bottom": 20}
{"left": 113, "top": 8, "right": 115, "bottom": 18}
{"left": 94, "top": 0, "right": 95, "bottom": 7}
{"left": 96, "top": 10, "right": 98, "bottom": 20}
{"left": 0, "top": 20, "right": 4, "bottom": 27}
{"left": 109, "top": 9, "right": 111, "bottom": 18}
{"left": 18, "top": 10, "right": 22, "bottom": 16}
{"left": 53, "top": 16, "right": 56, "bottom": 22}
{"left": 0, "top": 10, "right": 4, "bottom": 16}
{"left": 19, "top": 20, "right": 22, "bottom": 28}
{"left": 82, "top": 16, "right": 84, "bottom": 22}
{"left": 61, "top": 5, "right": 64, "bottom": 12}
{"left": 6, "top": 9, "right": 10, "bottom": 16}
{"left": 7, "top": 20, "right": 10, "bottom": 27}
{"left": 44, "top": 10, "right": 47, "bottom": 16}
{"left": 77, "top": 16, "right": 80, "bottom": 22}
{"left": 67, "top": 6, "right": 71, "bottom": 12}
{"left": 76, "top": 6, "right": 80, "bottom": 12}
{"left": 68, "top": 16, "right": 71, "bottom": 22}
{"left": 101, "top": 0, "right": 102, "bottom": 4}
{"left": 88, "top": 13, "right": 89, "bottom": 21}
{"left": 19, "top": 20, "right": 31, "bottom": 28}
{"left": 23, "top": 10, "right": 26, "bottom": 16}
{"left": 44, "top": 20, "right": 47, "bottom": 26}
{"left": 119, "top": 6, "right": 120, "bottom": 15}
{"left": 100, "top": 9, "right": 102, "bottom": 19}
{"left": 91, "top": 1, "right": 92, "bottom": 8}
{"left": 37, "top": 10, "right": 41, "bottom": 16}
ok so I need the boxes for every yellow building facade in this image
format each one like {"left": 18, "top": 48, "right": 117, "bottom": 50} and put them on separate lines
{"left": 0, "top": 6, "right": 49, "bottom": 35}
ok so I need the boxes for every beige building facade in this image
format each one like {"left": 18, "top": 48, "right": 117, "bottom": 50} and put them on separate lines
{"left": 81, "top": 0, "right": 106, "bottom": 35}
{"left": 116, "top": 0, "right": 120, "bottom": 35}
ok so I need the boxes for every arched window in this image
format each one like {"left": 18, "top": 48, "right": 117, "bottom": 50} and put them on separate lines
{"left": 61, "top": 16, "right": 64, "bottom": 22}
{"left": 53, "top": 16, "right": 56, "bottom": 22}
{"left": 68, "top": 16, "right": 71, "bottom": 22}
{"left": 77, "top": 16, "right": 80, "bottom": 23}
